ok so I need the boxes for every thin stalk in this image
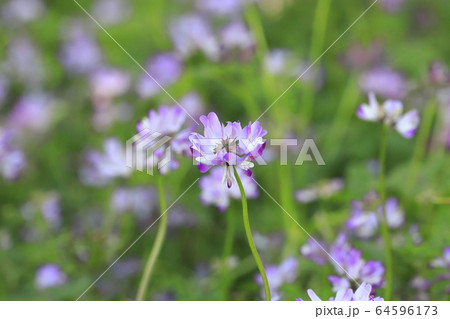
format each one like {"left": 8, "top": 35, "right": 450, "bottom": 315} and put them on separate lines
{"left": 220, "top": 208, "right": 235, "bottom": 300}
{"left": 136, "top": 174, "right": 168, "bottom": 301}
{"left": 233, "top": 166, "right": 271, "bottom": 301}
{"left": 378, "top": 124, "right": 393, "bottom": 300}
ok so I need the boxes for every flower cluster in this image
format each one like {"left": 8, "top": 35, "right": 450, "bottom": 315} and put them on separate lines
{"left": 357, "top": 92, "right": 420, "bottom": 139}
{"left": 189, "top": 112, "right": 267, "bottom": 187}
{"left": 0, "top": 127, "right": 26, "bottom": 180}
{"left": 298, "top": 282, "right": 384, "bottom": 301}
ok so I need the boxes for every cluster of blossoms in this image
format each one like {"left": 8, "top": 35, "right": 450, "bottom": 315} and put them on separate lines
{"left": 357, "top": 92, "right": 420, "bottom": 139}
{"left": 254, "top": 257, "right": 299, "bottom": 301}
{"left": 189, "top": 112, "right": 267, "bottom": 188}
{"left": 0, "top": 127, "right": 26, "bottom": 180}
{"left": 346, "top": 191, "right": 405, "bottom": 239}
{"left": 301, "top": 234, "right": 385, "bottom": 291}
{"left": 20, "top": 191, "right": 61, "bottom": 231}
{"left": 359, "top": 67, "right": 407, "bottom": 100}
{"left": 298, "top": 282, "right": 384, "bottom": 301}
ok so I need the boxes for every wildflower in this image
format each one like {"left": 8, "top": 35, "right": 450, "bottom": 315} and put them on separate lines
{"left": 196, "top": 0, "right": 243, "bottom": 17}
{"left": 255, "top": 257, "right": 299, "bottom": 301}
{"left": 80, "top": 137, "right": 131, "bottom": 186}
{"left": 136, "top": 53, "right": 183, "bottom": 99}
{"left": 359, "top": 67, "right": 406, "bottom": 99}
{"left": 220, "top": 20, "right": 255, "bottom": 59}
{"left": 137, "top": 105, "right": 193, "bottom": 174}
{"left": 429, "top": 61, "right": 450, "bottom": 85}
{"left": 189, "top": 112, "right": 267, "bottom": 187}
{"left": 0, "top": 128, "right": 26, "bottom": 180}
{"left": 92, "top": 0, "right": 131, "bottom": 25}
{"left": 298, "top": 282, "right": 384, "bottom": 301}
{"left": 379, "top": 0, "right": 405, "bottom": 14}
{"left": 89, "top": 67, "right": 131, "bottom": 101}
{"left": 295, "top": 178, "right": 343, "bottom": 203}
{"left": 1, "top": 0, "right": 45, "bottom": 24}
{"left": 300, "top": 238, "right": 328, "bottom": 266}
{"left": 35, "top": 264, "right": 66, "bottom": 289}
{"left": 111, "top": 187, "right": 157, "bottom": 218}
{"left": 357, "top": 92, "right": 420, "bottom": 139}
{"left": 169, "top": 14, "right": 220, "bottom": 61}
{"left": 199, "top": 166, "right": 258, "bottom": 211}
{"left": 430, "top": 247, "right": 450, "bottom": 269}
{"left": 178, "top": 91, "right": 205, "bottom": 119}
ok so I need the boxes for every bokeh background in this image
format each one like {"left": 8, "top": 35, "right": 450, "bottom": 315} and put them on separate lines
{"left": 0, "top": 0, "right": 449, "bottom": 301}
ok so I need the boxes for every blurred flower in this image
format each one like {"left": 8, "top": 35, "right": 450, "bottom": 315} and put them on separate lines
{"left": 189, "top": 112, "right": 267, "bottom": 187}
{"left": 340, "top": 41, "right": 384, "bottom": 70}
{"left": 169, "top": 14, "right": 220, "bottom": 61}
{"left": 219, "top": 20, "right": 255, "bottom": 60}
{"left": 255, "top": 257, "right": 299, "bottom": 300}
{"left": 5, "top": 36, "right": 45, "bottom": 85}
{"left": 196, "top": 0, "right": 243, "bottom": 17}
{"left": 1, "top": 0, "right": 45, "bottom": 24}
{"left": 168, "top": 207, "right": 198, "bottom": 229}
{"left": 346, "top": 204, "right": 378, "bottom": 239}
{"left": 111, "top": 186, "right": 157, "bottom": 218}
{"left": 382, "top": 197, "right": 405, "bottom": 229}
{"left": 357, "top": 93, "right": 420, "bottom": 139}
{"left": 410, "top": 276, "right": 431, "bottom": 300}
{"left": 429, "top": 61, "right": 450, "bottom": 86}
{"left": 178, "top": 91, "right": 205, "bottom": 118}
{"left": 40, "top": 192, "right": 62, "bottom": 229}
{"left": 7, "top": 93, "right": 55, "bottom": 136}
{"left": 430, "top": 247, "right": 450, "bottom": 269}
{"left": 298, "top": 282, "right": 384, "bottom": 301}
{"left": 409, "top": 223, "right": 423, "bottom": 245}
{"left": 137, "top": 105, "right": 194, "bottom": 174}
{"left": 300, "top": 238, "right": 328, "bottom": 265}
{"left": 80, "top": 137, "right": 132, "bottom": 186}
{"left": 199, "top": 166, "right": 258, "bottom": 211}
{"left": 35, "top": 264, "right": 66, "bottom": 289}
{"left": 0, "top": 128, "right": 26, "bottom": 180}
{"left": 379, "top": 0, "right": 405, "bottom": 14}
{"left": 60, "top": 21, "right": 102, "bottom": 74}
{"left": 295, "top": 178, "right": 343, "bottom": 203}
{"left": 90, "top": 67, "right": 131, "bottom": 101}
{"left": 92, "top": 0, "right": 131, "bottom": 25}
{"left": 328, "top": 276, "right": 351, "bottom": 292}
{"left": 359, "top": 67, "right": 407, "bottom": 100}
{"left": 136, "top": 53, "right": 183, "bottom": 99}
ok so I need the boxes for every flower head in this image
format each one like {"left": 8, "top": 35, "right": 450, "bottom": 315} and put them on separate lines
{"left": 189, "top": 112, "right": 267, "bottom": 187}
{"left": 298, "top": 282, "right": 384, "bottom": 301}
{"left": 35, "top": 263, "right": 66, "bottom": 289}
{"left": 430, "top": 246, "right": 450, "bottom": 269}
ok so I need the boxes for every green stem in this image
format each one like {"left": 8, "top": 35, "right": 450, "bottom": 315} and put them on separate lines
{"left": 233, "top": 166, "right": 271, "bottom": 301}
{"left": 378, "top": 124, "right": 393, "bottom": 300}
{"left": 136, "top": 174, "right": 168, "bottom": 301}
{"left": 220, "top": 208, "right": 235, "bottom": 300}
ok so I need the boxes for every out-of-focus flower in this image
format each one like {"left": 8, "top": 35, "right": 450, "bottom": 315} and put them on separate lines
{"left": 328, "top": 276, "right": 351, "bottom": 292}
{"left": 178, "top": 91, "right": 205, "bottom": 118}
{"left": 340, "top": 41, "right": 384, "bottom": 70}
{"left": 1, "top": 0, "right": 45, "bottom": 24}
{"left": 295, "top": 178, "right": 343, "bottom": 203}
{"left": 92, "top": 0, "right": 131, "bottom": 25}
{"left": 410, "top": 276, "right": 431, "bottom": 300}
{"left": 136, "top": 53, "right": 183, "bottom": 99}
{"left": 196, "top": 0, "right": 243, "bottom": 17}
{"left": 382, "top": 197, "right": 405, "bottom": 229}
{"left": 7, "top": 93, "right": 54, "bottom": 136}
{"left": 357, "top": 93, "right": 420, "bottom": 139}
{"left": 0, "top": 128, "right": 26, "bottom": 180}
{"left": 298, "top": 282, "right": 384, "bottom": 301}
{"left": 90, "top": 67, "right": 131, "bottom": 101}
{"left": 5, "top": 37, "right": 45, "bottom": 85}
{"left": 255, "top": 257, "right": 299, "bottom": 300}
{"left": 40, "top": 192, "right": 61, "bottom": 229}
{"left": 199, "top": 166, "right": 258, "bottom": 211}
{"left": 346, "top": 205, "right": 378, "bottom": 239}
{"left": 189, "top": 112, "right": 267, "bottom": 187}
{"left": 111, "top": 186, "right": 157, "bottom": 218}
{"left": 379, "top": 0, "right": 405, "bottom": 14}
{"left": 220, "top": 20, "right": 255, "bottom": 60}
{"left": 60, "top": 21, "right": 102, "bottom": 74}
{"left": 300, "top": 238, "right": 328, "bottom": 266}
{"left": 430, "top": 247, "right": 450, "bottom": 269}
{"left": 359, "top": 67, "right": 407, "bottom": 100}
{"left": 409, "top": 223, "right": 423, "bottom": 245}
{"left": 137, "top": 105, "right": 193, "bottom": 174}
{"left": 169, "top": 14, "right": 220, "bottom": 61}
{"left": 429, "top": 61, "right": 450, "bottom": 86}
{"left": 168, "top": 207, "right": 198, "bottom": 229}
{"left": 80, "top": 137, "right": 132, "bottom": 186}
{"left": 35, "top": 264, "right": 67, "bottom": 289}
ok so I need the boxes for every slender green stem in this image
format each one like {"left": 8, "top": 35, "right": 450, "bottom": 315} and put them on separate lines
{"left": 136, "top": 174, "right": 168, "bottom": 301}
{"left": 233, "top": 166, "right": 271, "bottom": 301}
{"left": 378, "top": 124, "right": 393, "bottom": 300}
{"left": 220, "top": 208, "right": 235, "bottom": 300}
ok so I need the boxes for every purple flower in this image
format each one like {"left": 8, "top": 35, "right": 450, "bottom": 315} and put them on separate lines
{"left": 189, "top": 112, "right": 267, "bottom": 187}
{"left": 92, "top": 0, "right": 131, "bottom": 25}
{"left": 196, "top": 0, "right": 243, "bottom": 17}
{"left": 169, "top": 14, "right": 220, "bottom": 61}
{"left": 1, "top": 0, "right": 45, "bottom": 24}
{"left": 356, "top": 93, "right": 420, "bottom": 139}
{"left": 429, "top": 61, "right": 450, "bottom": 85}
{"left": 35, "top": 264, "right": 66, "bottom": 289}
{"left": 300, "top": 238, "right": 328, "bottom": 265}
{"left": 359, "top": 67, "right": 407, "bottom": 100}
{"left": 178, "top": 91, "right": 205, "bottom": 118}
{"left": 136, "top": 105, "right": 193, "bottom": 174}
{"left": 220, "top": 20, "right": 255, "bottom": 58}
{"left": 111, "top": 186, "right": 157, "bottom": 219}
{"left": 0, "top": 128, "right": 26, "bottom": 180}
{"left": 90, "top": 67, "right": 131, "bottom": 100}
{"left": 295, "top": 178, "right": 343, "bottom": 203}
{"left": 60, "top": 21, "right": 102, "bottom": 74}
{"left": 6, "top": 36, "right": 44, "bottom": 85}
{"left": 136, "top": 53, "right": 183, "bottom": 99}
{"left": 199, "top": 166, "right": 258, "bottom": 211}
{"left": 255, "top": 257, "right": 299, "bottom": 300}
{"left": 40, "top": 192, "right": 61, "bottom": 229}
{"left": 80, "top": 137, "right": 131, "bottom": 186}
{"left": 383, "top": 197, "right": 405, "bottom": 229}
{"left": 379, "top": 0, "right": 405, "bottom": 14}
{"left": 299, "top": 282, "right": 383, "bottom": 301}
{"left": 430, "top": 247, "right": 450, "bottom": 269}
{"left": 328, "top": 276, "right": 351, "bottom": 292}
